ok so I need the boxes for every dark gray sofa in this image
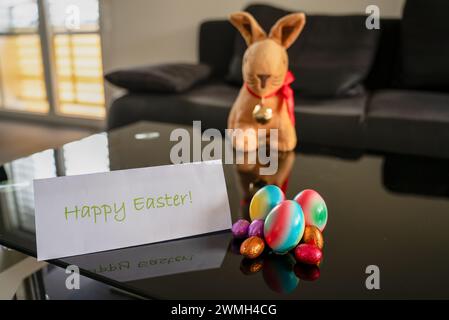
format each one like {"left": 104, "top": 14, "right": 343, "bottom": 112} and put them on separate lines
{"left": 107, "top": 1, "right": 449, "bottom": 159}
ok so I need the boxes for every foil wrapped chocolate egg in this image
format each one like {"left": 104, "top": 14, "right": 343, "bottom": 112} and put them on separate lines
{"left": 232, "top": 219, "right": 250, "bottom": 239}
{"left": 240, "top": 236, "right": 265, "bottom": 259}
{"left": 302, "top": 225, "right": 324, "bottom": 249}
{"left": 294, "top": 243, "right": 322, "bottom": 266}
{"left": 248, "top": 219, "right": 264, "bottom": 238}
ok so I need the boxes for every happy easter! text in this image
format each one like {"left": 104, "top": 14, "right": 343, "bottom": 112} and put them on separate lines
{"left": 64, "top": 191, "right": 193, "bottom": 224}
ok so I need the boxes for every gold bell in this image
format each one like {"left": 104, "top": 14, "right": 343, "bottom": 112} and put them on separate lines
{"left": 252, "top": 104, "right": 273, "bottom": 124}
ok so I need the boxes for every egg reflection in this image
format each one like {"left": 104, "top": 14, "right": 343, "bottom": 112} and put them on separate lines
{"left": 235, "top": 151, "right": 295, "bottom": 220}
{"left": 233, "top": 242, "right": 322, "bottom": 292}
{"left": 294, "top": 263, "right": 321, "bottom": 281}
{"left": 240, "top": 257, "right": 264, "bottom": 275}
{"left": 262, "top": 253, "right": 299, "bottom": 294}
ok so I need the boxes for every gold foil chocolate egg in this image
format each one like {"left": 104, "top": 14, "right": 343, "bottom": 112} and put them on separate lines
{"left": 240, "top": 236, "right": 265, "bottom": 259}
{"left": 252, "top": 104, "right": 273, "bottom": 124}
{"left": 302, "top": 225, "right": 324, "bottom": 249}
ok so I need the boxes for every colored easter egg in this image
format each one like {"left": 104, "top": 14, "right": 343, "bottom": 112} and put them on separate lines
{"left": 240, "top": 236, "right": 265, "bottom": 259}
{"left": 262, "top": 253, "right": 299, "bottom": 294}
{"left": 302, "top": 225, "right": 324, "bottom": 249}
{"left": 231, "top": 219, "right": 250, "bottom": 238}
{"left": 240, "top": 258, "right": 264, "bottom": 275}
{"left": 294, "top": 189, "right": 328, "bottom": 231}
{"left": 248, "top": 219, "right": 264, "bottom": 238}
{"left": 249, "top": 185, "right": 285, "bottom": 221}
{"left": 294, "top": 244, "right": 322, "bottom": 265}
{"left": 294, "top": 263, "right": 321, "bottom": 281}
{"left": 264, "top": 200, "right": 305, "bottom": 254}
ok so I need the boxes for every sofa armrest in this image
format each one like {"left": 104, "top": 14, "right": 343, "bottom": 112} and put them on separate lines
{"left": 198, "top": 20, "right": 236, "bottom": 79}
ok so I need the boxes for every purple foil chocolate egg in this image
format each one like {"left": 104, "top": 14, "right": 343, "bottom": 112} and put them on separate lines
{"left": 248, "top": 219, "right": 264, "bottom": 238}
{"left": 232, "top": 219, "right": 250, "bottom": 238}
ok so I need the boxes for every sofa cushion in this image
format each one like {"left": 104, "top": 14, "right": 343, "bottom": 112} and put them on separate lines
{"left": 199, "top": 21, "right": 237, "bottom": 78}
{"left": 227, "top": 4, "right": 380, "bottom": 98}
{"left": 107, "top": 81, "right": 366, "bottom": 150}
{"left": 105, "top": 63, "right": 211, "bottom": 93}
{"left": 401, "top": 0, "right": 449, "bottom": 90}
{"left": 107, "top": 83, "right": 238, "bottom": 131}
{"left": 295, "top": 94, "right": 366, "bottom": 149}
{"left": 364, "top": 90, "right": 449, "bottom": 158}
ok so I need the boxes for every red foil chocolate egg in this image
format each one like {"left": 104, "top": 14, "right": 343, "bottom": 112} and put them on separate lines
{"left": 294, "top": 243, "right": 322, "bottom": 265}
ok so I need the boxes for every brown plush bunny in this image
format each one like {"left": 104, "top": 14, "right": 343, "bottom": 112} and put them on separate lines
{"left": 227, "top": 12, "right": 306, "bottom": 152}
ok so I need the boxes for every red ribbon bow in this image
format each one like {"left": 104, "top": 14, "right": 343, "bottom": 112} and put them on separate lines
{"left": 244, "top": 70, "right": 296, "bottom": 125}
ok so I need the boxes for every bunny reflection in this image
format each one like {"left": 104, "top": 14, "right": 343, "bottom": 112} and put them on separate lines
{"left": 235, "top": 151, "right": 295, "bottom": 220}
{"left": 170, "top": 120, "right": 280, "bottom": 175}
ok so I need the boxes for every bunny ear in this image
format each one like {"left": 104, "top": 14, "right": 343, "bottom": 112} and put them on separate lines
{"left": 269, "top": 13, "right": 306, "bottom": 48}
{"left": 230, "top": 12, "right": 266, "bottom": 46}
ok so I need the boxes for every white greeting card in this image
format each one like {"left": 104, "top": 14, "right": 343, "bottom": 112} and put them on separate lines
{"left": 34, "top": 160, "right": 232, "bottom": 261}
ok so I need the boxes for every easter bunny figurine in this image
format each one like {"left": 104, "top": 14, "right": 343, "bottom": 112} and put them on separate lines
{"left": 227, "top": 12, "right": 306, "bottom": 152}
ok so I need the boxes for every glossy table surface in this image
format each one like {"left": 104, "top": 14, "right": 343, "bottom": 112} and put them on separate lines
{"left": 1, "top": 121, "right": 449, "bottom": 299}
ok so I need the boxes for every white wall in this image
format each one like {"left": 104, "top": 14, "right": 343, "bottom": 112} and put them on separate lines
{"left": 100, "top": 0, "right": 405, "bottom": 102}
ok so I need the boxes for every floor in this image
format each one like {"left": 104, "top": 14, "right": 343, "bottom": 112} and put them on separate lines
{"left": 0, "top": 119, "right": 97, "bottom": 164}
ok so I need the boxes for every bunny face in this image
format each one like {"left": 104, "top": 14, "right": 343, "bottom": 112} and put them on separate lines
{"left": 230, "top": 12, "right": 306, "bottom": 97}
{"left": 243, "top": 39, "right": 288, "bottom": 96}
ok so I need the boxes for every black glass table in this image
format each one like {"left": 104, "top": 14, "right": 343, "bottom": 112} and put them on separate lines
{"left": 1, "top": 121, "right": 449, "bottom": 299}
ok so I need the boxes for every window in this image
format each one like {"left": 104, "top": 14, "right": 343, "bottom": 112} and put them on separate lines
{"left": 49, "top": 0, "right": 105, "bottom": 118}
{"left": 0, "top": 0, "right": 104, "bottom": 120}
{"left": 0, "top": 0, "right": 49, "bottom": 113}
